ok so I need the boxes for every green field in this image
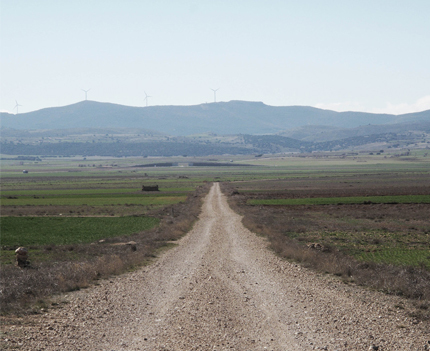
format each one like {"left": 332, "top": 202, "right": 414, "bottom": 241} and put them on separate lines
{"left": 283, "top": 228, "right": 430, "bottom": 269}
{"left": 358, "top": 248, "right": 430, "bottom": 268}
{"left": 0, "top": 165, "right": 203, "bottom": 264}
{"left": 248, "top": 195, "right": 430, "bottom": 206}
{"left": 1, "top": 194, "right": 187, "bottom": 206}
{"left": 2, "top": 154, "right": 430, "bottom": 271}
{"left": 227, "top": 166, "right": 430, "bottom": 270}
{"left": 1, "top": 216, "right": 160, "bottom": 247}
{"left": 1, "top": 188, "right": 138, "bottom": 196}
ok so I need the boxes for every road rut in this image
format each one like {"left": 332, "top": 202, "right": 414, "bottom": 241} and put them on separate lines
{"left": 7, "top": 183, "right": 429, "bottom": 350}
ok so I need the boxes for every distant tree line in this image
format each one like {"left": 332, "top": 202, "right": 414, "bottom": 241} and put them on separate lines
{"left": 307, "top": 133, "right": 399, "bottom": 152}
{"left": 243, "top": 133, "right": 401, "bottom": 152}
{"left": 242, "top": 135, "right": 310, "bottom": 153}
{"left": 0, "top": 141, "right": 257, "bottom": 157}
{"left": 0, "top": 132, "right": 407, "bottom": 157}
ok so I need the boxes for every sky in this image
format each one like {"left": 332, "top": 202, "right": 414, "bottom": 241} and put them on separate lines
{"left": 1, "top": 0, "right": 430, "bottom": 115}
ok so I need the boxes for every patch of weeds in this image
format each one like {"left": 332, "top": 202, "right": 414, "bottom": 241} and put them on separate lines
{"left": 31, "top": 299, "right": 50, "bottom": 314}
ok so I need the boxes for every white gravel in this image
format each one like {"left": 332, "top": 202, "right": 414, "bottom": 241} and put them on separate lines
{"left": 2, "top": 183, "right": 429, "bottom": 350}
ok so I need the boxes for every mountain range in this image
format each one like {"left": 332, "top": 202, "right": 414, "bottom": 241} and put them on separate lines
{"left": 2, "top": 100, "right": 429, "bottom": 136}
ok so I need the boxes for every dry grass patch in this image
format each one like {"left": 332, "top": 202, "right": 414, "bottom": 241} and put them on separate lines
{"left": 0, "top": 184, "right": 210, "bottom": 315}
{"left": 222, "top": 180, "right": 430, "bottom": 320}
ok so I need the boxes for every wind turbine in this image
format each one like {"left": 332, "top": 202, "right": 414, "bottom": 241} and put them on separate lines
{"left": 144, "top": 91, "right": 152, "bottom": 107}
{"left": 14, "top": 100, "right": 22, "bottom": 114}
{"left": 210, "top": 88, "right": 219, "bottom": 103}
{"left": 82, "top": 88, "right": 91, "bottom": 101}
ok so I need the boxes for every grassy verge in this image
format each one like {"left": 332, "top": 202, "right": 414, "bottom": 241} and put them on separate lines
{"left": 0, "top": 183, "right": 210, "bottom": 314}
{"left": 221, "top": 178, "right": 430, "bottom": 319}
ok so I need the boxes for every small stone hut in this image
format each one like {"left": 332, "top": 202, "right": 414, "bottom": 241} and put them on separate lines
{"left": 142, "top": 185, "right": 159, "bottom": 191}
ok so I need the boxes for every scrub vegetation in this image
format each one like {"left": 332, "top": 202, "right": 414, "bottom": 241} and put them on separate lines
{"left": 222, "top": 169, "right": 430, "bottom": 310}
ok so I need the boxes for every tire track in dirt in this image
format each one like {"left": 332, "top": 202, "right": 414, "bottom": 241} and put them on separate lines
{"left": 119, "top": 182, "right": 299, "bottom": 350}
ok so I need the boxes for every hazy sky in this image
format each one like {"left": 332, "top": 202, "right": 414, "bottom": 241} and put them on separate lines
{"left": 1, "top": 0, "right": 429, "bottom": 115}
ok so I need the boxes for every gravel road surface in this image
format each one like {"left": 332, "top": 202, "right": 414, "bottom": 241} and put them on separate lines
{"left": 3, "top": 183, "right": 429, "bottom": 350}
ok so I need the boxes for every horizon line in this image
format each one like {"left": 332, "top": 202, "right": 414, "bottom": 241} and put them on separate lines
{"left": 1, "top": 99, "right": 429, "bottom": 116}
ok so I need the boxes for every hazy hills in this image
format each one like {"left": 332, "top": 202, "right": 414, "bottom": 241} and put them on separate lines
{"left": 1, "top": 100, "right": 429, "bottom": 157}
{"left": 2, "top": 100, "right": 429, "bottom": 136}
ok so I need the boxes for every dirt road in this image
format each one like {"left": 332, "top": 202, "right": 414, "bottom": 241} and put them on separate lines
{"left": 4, "top": 183, "right": 429, "bottom": 350}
